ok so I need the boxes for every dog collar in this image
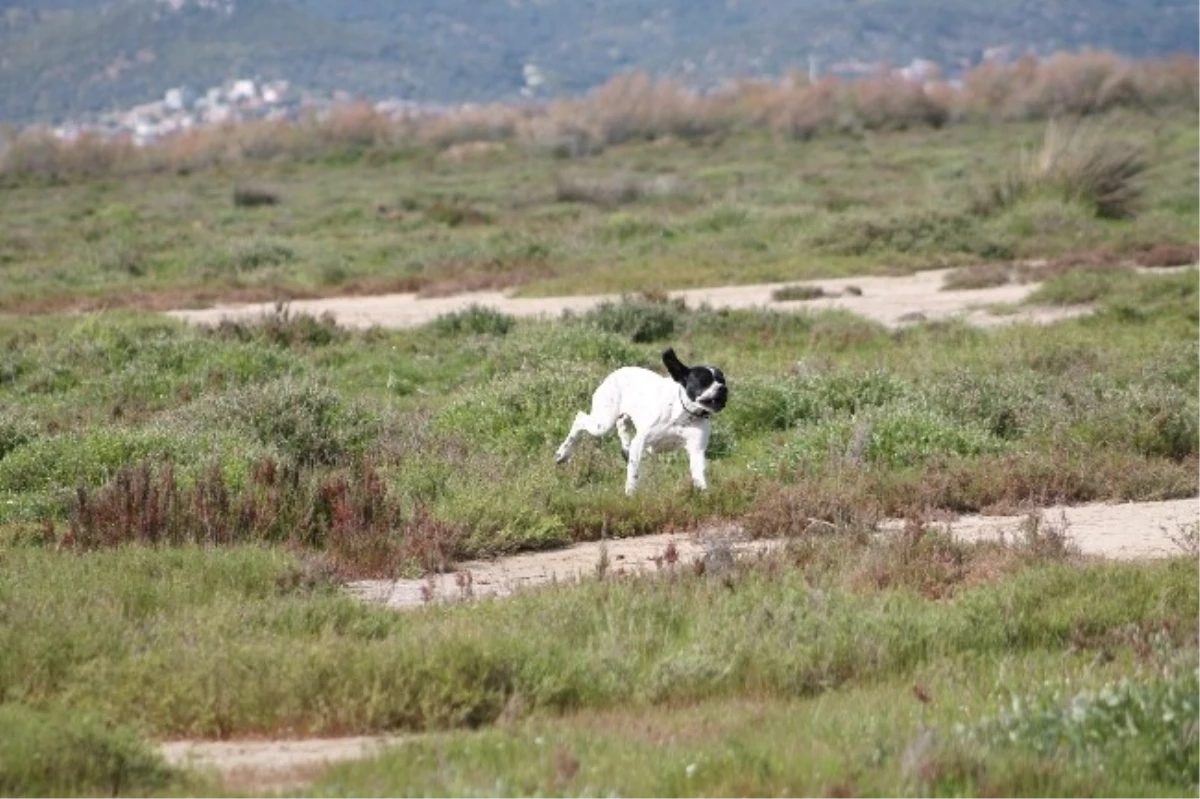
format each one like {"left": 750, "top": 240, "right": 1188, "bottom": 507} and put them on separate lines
{"left": 680, "top": 388, "right": 711, "bottom": 419}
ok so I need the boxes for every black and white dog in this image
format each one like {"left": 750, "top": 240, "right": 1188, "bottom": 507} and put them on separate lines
{"left": 554, "top": 348, "right": 728, "bottom": 495}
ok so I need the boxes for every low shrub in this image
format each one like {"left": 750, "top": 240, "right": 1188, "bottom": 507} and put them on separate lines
{"left": 726, "top": 371, "right": 912, "bottom": 437}
{"left": 941, "top": 263, "right": 1013, "bottom": 290}
{"left": 577, "top": 296, "right": 684, "bottom": 343}
{"left": 964, "top": 666, "right": 1199, "bottom": 790}
{"left": 433, "top": 363, "right": 599, "bottom": 454}
{"left": 771, "top": 284, "right": 828, "bottom": 301}
{"left": 0, "top": 427, "right": 185, "bottom": 494}
{"left": 431, "top": 305, "right": 516, "bottom": 337}
{"left": 1026, "top": 264, "right": 1137, "bottom": 304}
{"left": 209, "top": 305, "right": 348, "bottom": 349}
{"left": 813, "top": 207, "right": 1015, "bottom": 260}
{"left": 231, "top": 185, "right": 282, "bottom": 207}
{"left": 0, "top": 703, "right": 184, "bottom": 798}
{"left": 0, "top": 411, "right": 38, "bottom": 460}
{"left": 203, "top": 237, "right": 296, "bottom": 275}
{"left": 190, "top": 377, "right": 380, "bottom": 466}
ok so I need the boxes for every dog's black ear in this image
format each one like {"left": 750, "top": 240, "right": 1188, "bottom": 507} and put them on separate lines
{"left": 662, "top": 347, "right": 689, "bottom": 384}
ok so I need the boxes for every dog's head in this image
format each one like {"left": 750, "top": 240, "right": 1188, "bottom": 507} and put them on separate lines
{"left": 662, "top": 348, "right": 728, "bottom": 414}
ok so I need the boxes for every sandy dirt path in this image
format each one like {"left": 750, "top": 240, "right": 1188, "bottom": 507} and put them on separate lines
{"left": 346, "top": 498, "right": 1199, "bottom": 610}
{"left": 160, "top": 736, "right": 401, "bottom": 794}
{"left": 167, "top": 267, "right": 1091, "bottom": 330}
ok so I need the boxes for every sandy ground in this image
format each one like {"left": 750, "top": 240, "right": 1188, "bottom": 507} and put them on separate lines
{"left": 160, "top": 735, "right": 402, "bottom": 793}
{"left": 166, "top": 266, "right": 1093, "bottom": 330}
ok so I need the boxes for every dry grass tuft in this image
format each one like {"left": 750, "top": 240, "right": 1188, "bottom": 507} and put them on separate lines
{"left": 972, "top": 117, "right": 1148, "bottom": 219}
{"left": 941, "top": 263, "right": 1014, "bottom": 291}
{"left": 771, "top": 284, "right": 829, "bottom": 302}
{"left": 232, "top": 185, "right": 282, "bottom": 207}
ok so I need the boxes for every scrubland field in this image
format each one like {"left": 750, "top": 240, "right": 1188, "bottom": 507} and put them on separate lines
{"left": 0, "top": 54, "right": 1197, "bottom": 796}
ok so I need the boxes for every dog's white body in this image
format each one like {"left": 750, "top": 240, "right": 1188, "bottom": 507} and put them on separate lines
{"left": 554, "top": 366, "right": 714, "bottom": 495}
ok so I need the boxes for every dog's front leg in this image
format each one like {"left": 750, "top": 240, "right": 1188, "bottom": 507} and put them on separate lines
{"left": 683, "top": 428, "right": 709, "bottom": 491}
{"left": 624, "top": 432, "right": 648, "bottom": 495}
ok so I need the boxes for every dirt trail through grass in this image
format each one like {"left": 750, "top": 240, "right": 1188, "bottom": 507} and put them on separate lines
{"left": 160, "top": 736, "right": 401, "bottom": 794}
{"left": 347, "top": 498, "right": 1199, "bottom": 610}
{"left": 160, "top": 498, "right": 1197, "bottom": 791}
{"left": 167, "top": 266, "right": 1091, "bottom": 330}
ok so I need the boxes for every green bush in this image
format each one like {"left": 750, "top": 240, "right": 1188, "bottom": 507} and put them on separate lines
{"left": 578, "top": 296, "right": 683, "bottom": 343}
{"left": 434, "top": 363, "right": 599, "bottom": 454}
{"left": 0, "top": 704, "right": 183, "bottom": 798}
{"left": 965, "top": 665, "right": 1199, "bottom": 790}
{"left": 0, "top": 411, "right": 38, "bottom": 460}
{"left": 865, "top": 405, "right": 1005, "bottom": 468}
{"left": 1026, "top": 265, "right": 1137, "bottom": 305}
{"left": 431, "top": 305, "right": 516, "bottom": 337}
{"left": 725, "top": 371, "right": 912, "bottom": 436}
{"left": 1069, "top": 381, "right": 1199, "bottom": 460}
{"left": 929, "top": 370, "right": 1051, "bottom": 440}
{"left": 209, "top": 378, "right": 380, "bottom": 466}
{"left": 487, "top": 326, "right": 643, "bottom": 375}
{"left": 205, "top": 237, "right": 296, "bottom": 274}
{"left": 0, "top": 427, "right": 184, "bottom": 493}
{"left": 813, "top": 207, "right": 1015, "bottom": 259}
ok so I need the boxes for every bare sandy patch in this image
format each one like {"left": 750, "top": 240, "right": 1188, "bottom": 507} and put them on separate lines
{"left": 160, "top": 735, "right": 401, "bottom": 794}
{"left": 166, "top": 266, "right": 1093, "bottom": 331}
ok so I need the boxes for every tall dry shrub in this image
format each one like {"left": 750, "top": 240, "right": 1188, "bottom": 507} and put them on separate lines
{"left": 584, "top": 72, "right": 730, "bottom": 146}
{"left": 0, "top": 129, "right": 135, "bottom": 184}
{"left": 766, "top": 76, "right": 844, "bottom": 140}
{"left": 850, "top": 71, "right": 951, "bottom": 130}
{"left": 417, "top": 103, "right": 523, "bottom": 149}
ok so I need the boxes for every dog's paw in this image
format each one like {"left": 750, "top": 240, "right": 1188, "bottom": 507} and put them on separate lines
{"left": 554, "top": 448, "right": 570, "bottom": 465}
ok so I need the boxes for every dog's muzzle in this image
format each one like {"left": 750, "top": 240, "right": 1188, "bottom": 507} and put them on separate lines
{"left": 699, "top": 384, "right": 728, "bottom": 413}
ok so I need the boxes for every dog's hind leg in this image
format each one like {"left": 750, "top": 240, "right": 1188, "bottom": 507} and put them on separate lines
{"left": 624, "top": 431, "right": 649, "bottom": 495}
{"left": 555, "top": 381, "right": 621, "bottom": 464}
{"left": 616, "top": 414, "right": 636, "bottom": 462}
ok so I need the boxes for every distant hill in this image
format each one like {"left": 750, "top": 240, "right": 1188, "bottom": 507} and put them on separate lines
{"left": 2, "top": 0, "right": 1197, "bottom": 124}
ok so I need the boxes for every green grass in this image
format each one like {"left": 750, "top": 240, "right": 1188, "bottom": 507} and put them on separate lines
{"left": 0, "top": 269, "right": 1195, "bottom": 563}
{"left": 0, "top": 704, "right": 201, "bottom": 798}
{"left": 0, "top": 541, "right": 1194, "bottom": 795}
{"left": 1, "top": 544, "right": 1196, "bottom": 738}
{"left": 0, "top": 103, "right": 1197, "bottom": 798}
{"left": 0, "top": 111, "right": 1195, "bottom": 312}
{"left": 310, "top": 661, "right": 1198, "bottom": 797}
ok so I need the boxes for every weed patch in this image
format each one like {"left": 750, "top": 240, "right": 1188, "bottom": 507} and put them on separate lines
{"left": 64, "top": 458, "right": 460, "bottom": 577}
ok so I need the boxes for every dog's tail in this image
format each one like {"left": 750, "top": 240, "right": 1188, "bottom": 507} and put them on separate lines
{"left": 662, "top": 348, "right": 689, "bottom": 383}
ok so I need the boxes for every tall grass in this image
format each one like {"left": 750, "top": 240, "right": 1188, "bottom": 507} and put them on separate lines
{"left": 0, "top": 543, "right": 1194, "bottom": 739}
{"left": 973, "top": 116, "right": 1149, "bottom": 219}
